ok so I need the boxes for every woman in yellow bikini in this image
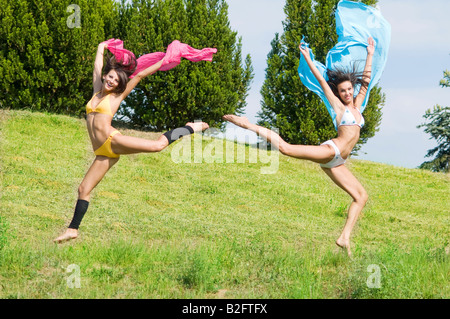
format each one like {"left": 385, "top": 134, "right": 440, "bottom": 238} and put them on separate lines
{"left": 54, "top": 42, "right": 209, "bottom": 243}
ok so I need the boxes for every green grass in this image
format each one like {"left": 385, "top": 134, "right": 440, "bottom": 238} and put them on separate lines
{"left": 0, "top": 109, "right": 448, "bottom": 299}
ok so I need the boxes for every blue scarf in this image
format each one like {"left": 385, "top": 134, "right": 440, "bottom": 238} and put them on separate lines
{"left": 298, "top": 0, "right": 391, "bottom": 130}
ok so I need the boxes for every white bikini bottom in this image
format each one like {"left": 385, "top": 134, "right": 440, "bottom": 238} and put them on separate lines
{"left": 320, "top": 140, "right": 346, "bottom": 168}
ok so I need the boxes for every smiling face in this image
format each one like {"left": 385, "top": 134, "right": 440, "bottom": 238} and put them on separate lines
{"left": 336, "top": 81, "right": 354, "bottom": 105}
{"left": 102, "top": 69, "right": 120, "bottom": 93}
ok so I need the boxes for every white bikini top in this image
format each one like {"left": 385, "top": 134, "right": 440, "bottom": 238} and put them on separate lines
{"left": 338, "top": 107, "right": 365, "bottom": 129}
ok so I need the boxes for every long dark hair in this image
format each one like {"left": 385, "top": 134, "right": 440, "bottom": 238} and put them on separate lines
{"left": 103, "top": 51, "right": 137, "bottom": 95}
{"left": 326, "top": 62, "right": 370, "bottom": 101}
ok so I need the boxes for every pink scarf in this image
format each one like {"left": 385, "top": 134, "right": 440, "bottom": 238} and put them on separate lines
{"left": 101, "top": 39, "right": 217, "bottom": 78}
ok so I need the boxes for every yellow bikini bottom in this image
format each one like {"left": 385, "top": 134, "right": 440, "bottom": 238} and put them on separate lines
{"left": 94, "top": 131, "right": 121, "bottom": 158}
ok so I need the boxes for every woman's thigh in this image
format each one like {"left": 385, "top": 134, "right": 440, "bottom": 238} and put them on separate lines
{"left": 111, "top": 134, "right": 168, "bottom": 155}
{"left": 282, "top": 143, "right": 335, "bottom": 164}
{"left": 78, "top": 156, "right": 119, "bottom": 199}
{"left": 321, "top": 164, "right": 367, "bottom": 201}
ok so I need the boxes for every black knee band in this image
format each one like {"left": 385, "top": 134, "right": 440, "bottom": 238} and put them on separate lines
{"left": 68, "top": 199, "right": 89, "bottom": 229}
{"left": 163, "top": 125, "right": 195, "bottom": 144}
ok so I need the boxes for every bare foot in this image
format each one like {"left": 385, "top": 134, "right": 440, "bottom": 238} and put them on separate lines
{"left": 186, "top": 121, "right": 209, "bottom": 133}
{"left": 336, "top": 237, "right": 352, "bottom": 257}
{"left": 53, "top": 228, "right": 78, "bottom": 243}
{"left": 222, "top": 115, "right": 251, "bottom": 129}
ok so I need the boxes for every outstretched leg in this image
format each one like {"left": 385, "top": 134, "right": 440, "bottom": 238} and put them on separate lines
{"left": 53, "top": 156, "right": 119, "bottom": 243}
{"left": 111, "top": 121, "right": 209, "bottom": 155}
{"left": 223, "top": 115, "right": 334, "bottom": 164}
{"left": 322, "top": 165, "right": 368, "bottom": 257}
{"left": 54, "top": 122, "right": 208, "bottom": 243}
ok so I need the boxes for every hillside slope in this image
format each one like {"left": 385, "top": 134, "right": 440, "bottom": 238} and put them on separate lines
{"left": 0, "top": 110, "right": 448, "bottom": 299}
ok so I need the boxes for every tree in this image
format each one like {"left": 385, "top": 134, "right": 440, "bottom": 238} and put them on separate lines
{"left": 258, "top": 0, "right": 383, "bottom": 153}
{"left": 0, "top": 0, "right": 118, "bottom": 114}
{"left": 116, "top": 0, "right": 253, "bottom": 130}
{"left": 417, "top": 70, "right": 450, "bottom": 173}
{"left": 0, "top": 0, "right": 252, "bottom": 129}
{"left": 439, "top": 70, "right": 450, "bottom": 88}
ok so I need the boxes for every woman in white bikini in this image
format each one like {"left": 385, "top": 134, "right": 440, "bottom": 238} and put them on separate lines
{"left": 224, "top": 37, "right": 375, "bottom": 257}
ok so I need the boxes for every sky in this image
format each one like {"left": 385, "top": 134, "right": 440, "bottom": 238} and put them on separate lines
{"left": 224, "top": 0, "right": 450, "bottom": 169}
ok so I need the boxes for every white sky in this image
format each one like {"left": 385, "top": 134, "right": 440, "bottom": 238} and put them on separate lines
{"left": 225, "top": 0, "right": 450, "bottom": 169}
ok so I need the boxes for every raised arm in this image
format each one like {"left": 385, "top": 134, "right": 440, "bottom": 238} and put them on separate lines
{"left": 118, "top": 58, "right": 165, "bottom": 101}
{"left": 354, "top": 37, "right": 375, "bottom": 108}
{"left": 299, "top": 43, "right": 342, "bottom": 110}
{"left": 93, "top": 42, "right": 108, "bottom": 94}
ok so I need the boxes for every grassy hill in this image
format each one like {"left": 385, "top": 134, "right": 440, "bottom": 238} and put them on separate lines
{"left": 0, "top": 109, "right": 448, "bottom": 299}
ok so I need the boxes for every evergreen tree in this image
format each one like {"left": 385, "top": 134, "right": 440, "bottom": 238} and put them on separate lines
{"left": 439, "top": 70, "right": 450, "bottom": 88}
{"left": 259, "top": 0, "right": 383, "bottom": 152}
{"left": 417, "top": 70, "right": 450, "bottom": 173}
{"left": 117, "top": 0, "right": 253, "bottom": 130}
{"left": 0, "top": 0, "right": 118, "bottom": 114}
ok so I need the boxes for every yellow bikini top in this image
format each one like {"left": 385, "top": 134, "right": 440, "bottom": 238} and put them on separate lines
{"left": 86, "top": 91, "right": 113, "bottom": 116}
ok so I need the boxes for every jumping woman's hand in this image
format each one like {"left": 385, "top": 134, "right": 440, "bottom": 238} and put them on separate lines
{"left": 98, "top": 41, "right": 108, "bottom": 50}
{"left": 298, "top": 41, "right": 340, "bottom": 110}
{"left": 93, "top": 42, "right": 109, "bottom": 92}
{"left": 367, "top": 37, "right": 375, "bottom": 56}
{"left": 299, "top": 43, "right": 311, "bottom": 59}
